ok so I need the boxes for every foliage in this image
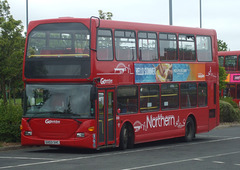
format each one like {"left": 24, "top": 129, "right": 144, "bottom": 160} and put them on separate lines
{"left": 219, "top": 100, "right": 240, "bottom": 122}
{"left": 98, "top": 10, "right": 113, "bottom": 20}
{"left": 219, "top": 66, "right": 228, "bottom": 91}
{"left": 0, "top": 103, "right": 23, "bottom": 142}
{"left": 0, "top": 0, "right": 25, "bottom": 104}
{"left": 220, "top": 97, "right": 238, "bottom": 108}
{"left": 217, "top": 39, "right": 228, "bottom": 91}
{"left": 217, "top": 39, "right": 228, "bottom": 51}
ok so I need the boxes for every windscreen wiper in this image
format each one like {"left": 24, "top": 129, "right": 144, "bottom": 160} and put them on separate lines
{"left": 73, "top": 118, "right": 82, "bottom": 125}
{"left": 26, "top": 111, "right": 64, "bottom": 123}
{"left": 67, "top": 113, "right": 82, "bottom": 124}
{"left": 26, "top": 111, "right": 82, "bottom": 125}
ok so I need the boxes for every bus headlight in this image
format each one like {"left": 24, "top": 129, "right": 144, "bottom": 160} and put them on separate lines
{"left": 24, "top": 131, "right": 32, "bottom": 136}
{"left": 76, "top": 133, "right": 85, "bottom": 138}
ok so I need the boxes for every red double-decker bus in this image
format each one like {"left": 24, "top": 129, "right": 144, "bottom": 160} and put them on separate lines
{"left": 218, "top": 51, "right": 240, "bottom": 106}
{"left": 21, "top": 17, "right": 219, "bottom": 149}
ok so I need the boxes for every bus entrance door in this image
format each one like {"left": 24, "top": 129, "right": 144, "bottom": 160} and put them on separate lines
{"left": 97, "top": 89, "right": 115, "bottom": 147}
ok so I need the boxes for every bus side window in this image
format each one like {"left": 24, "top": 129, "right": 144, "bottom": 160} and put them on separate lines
{"left": 179, "top": 34, "right": 196, "bottom": 61}
{"left": 115, "top": 30, "right": 137, "bottom": 61}
{"left": 237, "top": 84, "right": 240, "bottom": 99}
{"left": 117, "top": 86, "right": 138, "bottom": 114}
{"left": 159, "top": 33, "right": 177, "bottom": 61}
{"left": 97, "top": 29, "right": 113, "bottom": 61}
{"left": 196, "top": 36, "right": 212, "bottom": 62}
{"left": 138, "top": 32, "right": 158, "bottom": 61}
{"left": 225, "top": 55, "right": 237, "bottom": 71}
{"left": 140, "top": 84, "right": 160, "bottom": 112}
{"left": 161, "top": 84, "right": 179, "bottom": 110}
{"left": 218, "top": 56, "right": 224, "bottom": 67}
{"left": 180, "top": 83, "right": 197, "bottom": 108}
{"left": 198, "top": 82, "right": 207, "bottom": 107}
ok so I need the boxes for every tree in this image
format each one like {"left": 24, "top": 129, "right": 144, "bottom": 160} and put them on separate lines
{"left": 219, "top": 66, "right": 227, "bottom": 91}
{"left": 98, "top": 10, "right": 113, "bottom": 20}
{"left": 217, "top": 39, "right": 228, "bottom": 91}
{"left": 0, "top": 0, "right": 25, "bottom": 104}
{"left": 218, "top": 39, "right": 228, "bottom": 51}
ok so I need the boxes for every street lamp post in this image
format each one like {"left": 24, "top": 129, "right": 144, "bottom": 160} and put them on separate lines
{"left": 200, "top": 0, "right": 202, "bottom": 28}
{"left": 169, "top": 0, "right": 173, "bottom": 25}
{"left": 26, "top": 0, "right": 28, "bottom": 30}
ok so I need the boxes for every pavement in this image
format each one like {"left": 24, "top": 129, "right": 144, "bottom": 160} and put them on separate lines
{"left": 0, "top": 143, "right": 23, "bottom": 151}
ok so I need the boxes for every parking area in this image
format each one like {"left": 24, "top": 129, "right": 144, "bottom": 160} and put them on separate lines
{"left": 0, "top": 126, "right": 240, "bottom": 170}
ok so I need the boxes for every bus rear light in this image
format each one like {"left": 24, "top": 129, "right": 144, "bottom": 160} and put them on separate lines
{"left": 24, "top": 131, "right": 32, "bottom": 136}
{"left": 76, "top": 133, "right": 85, "bottom": 138}
{"left": 88, "top": 126, "right": 95, "bottom": 132}
{"left": 20, "top": 125, "right": 23, "bottom": 131}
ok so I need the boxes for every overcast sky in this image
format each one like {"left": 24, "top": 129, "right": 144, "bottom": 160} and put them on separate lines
{"left": 7, "top": 0, "right": 240, "bottom": 51}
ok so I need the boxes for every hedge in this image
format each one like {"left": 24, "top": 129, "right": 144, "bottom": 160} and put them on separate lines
{"left": 0, "top": 104, "right": 23, "bottom": 142}
{"left": 219, "top": 100, "right": 240, "bottom": 123}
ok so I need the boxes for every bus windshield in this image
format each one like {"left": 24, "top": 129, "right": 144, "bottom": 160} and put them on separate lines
{"left": 27, "top": 23, "right": 90, "bottom": 58}
{"left": 24, "top": 84, "right": 94, "bottom": 119}
{"left": 25, "top": 23, "right": 91, "bottom": 79}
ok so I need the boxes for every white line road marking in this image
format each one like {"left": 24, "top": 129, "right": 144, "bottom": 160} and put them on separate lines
{"left": 0, "top": 156, "right": 55, "bottom": 161}
{"left": 213, "top": 161, "right": 225, "bottom": 164}
{"left": 198, "top": 134, "right": 238, "bottom": 138}
{"left": 0, "top": 136, "right": 240, "bottom": 169}
{"left": 193, "top": 158, "right": 203, "bottom": 161}
{"left": 0, "top": 157, "right": 87, "bottom": 169}
{"left": 123, "top": 151, "right": 240, "bottom": 170}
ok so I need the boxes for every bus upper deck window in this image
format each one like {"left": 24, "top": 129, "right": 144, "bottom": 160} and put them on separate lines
{"left": 179, "top": 34, "right": 196, "bottom": 61}
{"left": 138, "top": 32, "right": 158, "bottom": 61}
{"left": 115, "top": 30, "right": 137, "bottom": 61}
{"left": 97, "top": 29, "right": 113, "bottom": 61}
{"left": 196, "top": 36, "right": 212, "bottom": 62}
{"left": 159, "top": 33, "right": 177, "bottom": 61}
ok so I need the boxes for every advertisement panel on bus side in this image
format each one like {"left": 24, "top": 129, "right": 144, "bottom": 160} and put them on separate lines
{"left": 134, "top": 63, "right": 205, "bottom": 83}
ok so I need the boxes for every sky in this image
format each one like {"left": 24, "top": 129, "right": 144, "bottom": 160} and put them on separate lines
{"left": 7, "top": 0, "right": 240, "bottom": 51}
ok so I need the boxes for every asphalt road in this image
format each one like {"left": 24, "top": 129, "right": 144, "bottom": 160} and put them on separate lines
{"left": 0, "top": 126, "right": 240, "bottom": 170}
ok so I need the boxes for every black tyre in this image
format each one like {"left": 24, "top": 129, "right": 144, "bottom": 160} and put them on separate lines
{"left": 184, "top": 117, "right": 195, "bottom": 142}
{"left": 119, "top": 124, "right": 128, "bottom": 150}
{"left": 127, "top": 126, "right": 134, "bottom": 149}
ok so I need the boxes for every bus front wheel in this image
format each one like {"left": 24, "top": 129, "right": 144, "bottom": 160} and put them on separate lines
{"left": 119, "top": 124, "right": 128, "bottom": 150}
{"left": 184, "top": 117, "right": 195, "bottom": 142}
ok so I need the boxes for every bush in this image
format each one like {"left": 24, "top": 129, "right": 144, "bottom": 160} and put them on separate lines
{"left": 220, "top": 100, "right": 240, "bottom": 122}
{"left": 0, "top": 104, "right": 23, "bottom": 142}
{"left": 220, "top": 97, "right": 238, "bottom": 108}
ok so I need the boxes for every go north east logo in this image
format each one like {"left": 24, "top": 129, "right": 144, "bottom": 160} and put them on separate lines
{"left": 133, "top": 114, "right": 186, "bottom": 132}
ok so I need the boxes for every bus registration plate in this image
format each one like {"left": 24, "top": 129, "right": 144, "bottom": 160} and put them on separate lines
{"left": 44, "top": 140, "right": 60, "bottom": 145}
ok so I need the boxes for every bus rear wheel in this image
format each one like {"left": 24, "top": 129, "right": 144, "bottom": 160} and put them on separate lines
{"left": 184, "top": 117, "right": 195, "bottom": 142}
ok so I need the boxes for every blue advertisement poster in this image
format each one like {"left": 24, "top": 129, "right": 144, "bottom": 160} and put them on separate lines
{"left": 135, "top": 63, "right": 157, "bottom": 83}
{"left": 135, "top": 63, "right": 205, "bottom": 83}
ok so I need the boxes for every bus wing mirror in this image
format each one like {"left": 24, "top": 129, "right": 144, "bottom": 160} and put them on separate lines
{"left": 90, "top": 86, "right": 97, "bottom": 101}
{"left": 117, "top": 108, "right": 121, "bottom": 114}
{"left": 21, "top": 90, "right": 25, "bottom": 109}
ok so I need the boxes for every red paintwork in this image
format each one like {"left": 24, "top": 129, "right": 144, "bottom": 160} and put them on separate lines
{"left": 218, "top": 51, "right": 240, "bottom": 106}
{"left": 21, "top": 17, "right": 219, "bottom": 149}
{"left": 218, "top": 51, "right": 240, "bottom": 56}
{"left": 21, "top": 118, "right": 97, "bottom": 149}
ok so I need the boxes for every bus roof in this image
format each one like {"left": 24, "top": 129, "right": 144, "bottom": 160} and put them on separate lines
{"left": 218, "top": 51, "right": 240, "bottom": 56}
{"left": 99, "top": 19, "right": 216, "bottom": 36}
{"left": 27, "top": 17, "right": 217, "bottom": 36}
